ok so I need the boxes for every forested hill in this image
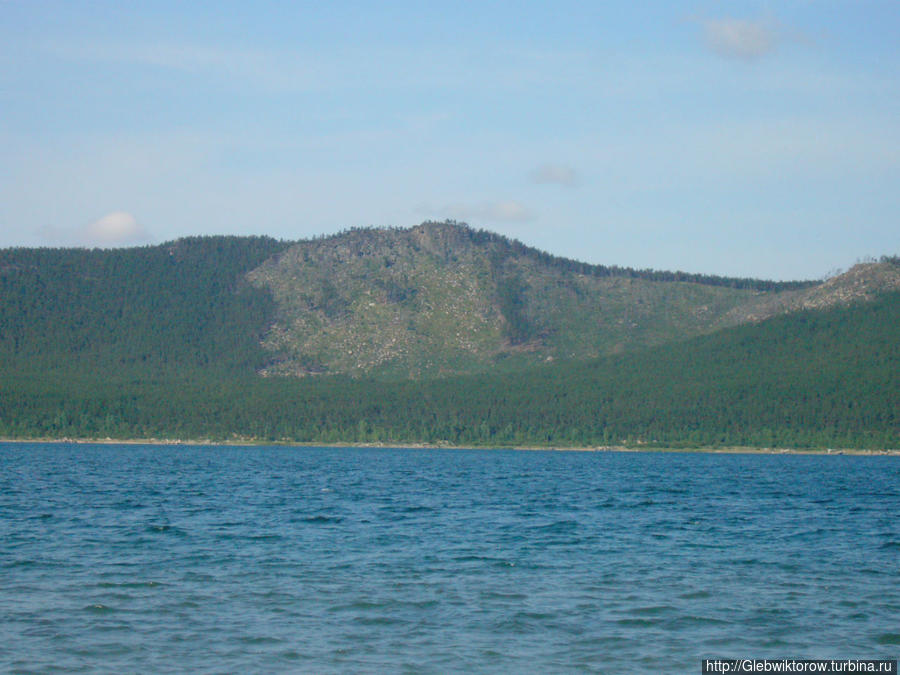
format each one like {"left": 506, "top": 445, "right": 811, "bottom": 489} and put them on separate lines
{"left": 247, "top": 222, "right": 899, "bottom": 377}
{"left": 1, "top": 222, "right": 899, "bottom": 380}
{"left": 1, "top": 289, "right": 898, "bottom": 449}
{"left": 0, "top": 236, "right": 288, "bottom": 377}
{"left": 1, "top": 226, "right": 898, "bottom": 449}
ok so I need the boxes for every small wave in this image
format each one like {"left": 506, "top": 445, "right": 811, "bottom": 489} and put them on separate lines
{"left": 83, "top": 603, "right": 114, "bottom": 613}
{"left": 631, "top": 605, "right": 676, "bottom": 616}
{"left": 401, "top": 505, "right": 433, "bottom": 513}
{"left": 145, "top": 524, "right": 187, "bottom": 537}
{"left": 113, "top": 500, "right": 147, "bottom": 509}
{"left": 96, "top": 580, "right": 162, "bottom": 589}
{"left": 246, "top": 533, "right": 283, "bottom": 540}
{"left": 182, "top": 572, "right": 216, "bottom": 582}
{"left": 4, "top": 559, "right": 39, "bottom": 569}
{"left": 353, "top": 616, "right": 402, "bottom": 626}
{"left": 856, "top": 567, "right": 885, "bottom": 576}
{"left": 876, "top": 633, "right": 900, "bottom": 645}
{"left": 533, "top": 519, "right": 579, "bottom": 533}
{"left": 298, "top": 515, "right": 344, "bottom": 524}
{"left": 453, "top": 554, "right": 502, "bottom": 564}
{"left": 667, "top": 614, "right": 731, "bottom": 629}
{"left": 401, "top": 599, "right": 440, "bottom": 610}
{"left": 679, "top": 590, "right": 712, "bottom": 599}
{"left": 328, "top": 600, "right": 390, "bottom": 613}
{"left": 480, "top": 590, "right": 527, "bottom": 601}
{"left": 616, "top": 617, "right": 662, "bottom": 627}
{"left": 238, "top": 636, "right": 285, "bottom": 645}
{"left": 514, "top": 610, "right": 556, "bottom": 621}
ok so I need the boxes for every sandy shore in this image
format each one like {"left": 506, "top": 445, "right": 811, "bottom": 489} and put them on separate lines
{"left": 1, "top": 437, "right": 897, "bottom": 455}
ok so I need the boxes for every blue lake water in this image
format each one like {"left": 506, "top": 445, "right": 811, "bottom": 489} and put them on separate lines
{"left": 1, "top": 443, "right": 898, "bottom": 673}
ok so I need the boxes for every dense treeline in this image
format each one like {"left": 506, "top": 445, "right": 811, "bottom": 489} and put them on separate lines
{"left": 0, "top": 236, "right": 288, "bottom": 376}
{"left": 2, "top": 290, "right": 897, "bottom": 449}
{"left": 1, "top": 233, "right": 895, "bottom": 449}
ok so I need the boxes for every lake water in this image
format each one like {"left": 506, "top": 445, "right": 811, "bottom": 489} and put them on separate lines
{"left": 1, "top": 443, "right": 898, "bottom": 673}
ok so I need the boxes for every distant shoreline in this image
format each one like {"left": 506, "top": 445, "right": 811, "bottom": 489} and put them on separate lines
{"left": 1, "top": 437, "right": 897, "bottom": 455}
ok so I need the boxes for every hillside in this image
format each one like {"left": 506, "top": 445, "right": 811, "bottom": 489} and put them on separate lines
{"left": 0, "top": 225, "right": 897, "bottom": 448}
{"left": 246, "top": 221, "right": 898, "bottom": 378}
{"left": 1, "top": 290, "right": 897, "bottom": 449}
{"left": 1, "top": 222, "right": 898, "bottom": 382}
{"left": 0, "top": 236, "right": 288, "bottom": 377}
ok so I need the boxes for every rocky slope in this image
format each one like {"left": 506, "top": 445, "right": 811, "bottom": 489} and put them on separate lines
{"left": 245, "top": 222, "right": 900, "bottom": 378}
{"left": 719, "top": 261, "right": 900, "bottom": 325}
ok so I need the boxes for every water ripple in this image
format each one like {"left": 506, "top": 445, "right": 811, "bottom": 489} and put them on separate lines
{"left": 1, "top": 443, "right": 898, "bottom": 672}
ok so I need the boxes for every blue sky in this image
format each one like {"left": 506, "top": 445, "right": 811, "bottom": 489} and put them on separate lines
{"left": 1, "top": 1, "right": 897, "bottom": 280}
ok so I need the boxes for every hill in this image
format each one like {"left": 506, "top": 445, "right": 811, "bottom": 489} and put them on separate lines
{"left": 0, "top": 223, "right": 898, "bottom": 449}
{"left": 1, "top": 289, "right": 897, "bottom": 449}
{"left": 0, "top": 235, "right": 288, "bottom": 378}
{"left": 246, "top": 221, "right": 897, "bottom": 378}
{"left": 1, "top": 223, "right": 898, "bottom": 383}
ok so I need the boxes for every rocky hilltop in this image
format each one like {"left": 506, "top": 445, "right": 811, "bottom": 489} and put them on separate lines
{"left": 721, "top": 260, "right": 900, "bottom": 325}
{"left": 2, "top": 222, "right": 896, "bottom": 381}
{"left": 246, "top": 222, "right": 900, "bottom": 378}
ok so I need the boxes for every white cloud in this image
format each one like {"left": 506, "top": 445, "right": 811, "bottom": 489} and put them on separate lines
{"left": 84, "top": 211, "right": 149, "bottom": 244}
{"left": 36, "top": 211, "right": 151, "bottom": 247}
{"left": 530, "top": 164, "right": 579, "bottom": 187}
{"left": 702, "top": 18, "right": 779, "bottom": 60}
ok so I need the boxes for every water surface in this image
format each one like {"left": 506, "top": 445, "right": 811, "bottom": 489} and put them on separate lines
{"left": 1, "top": 444, "right": 898, "bottom": 672}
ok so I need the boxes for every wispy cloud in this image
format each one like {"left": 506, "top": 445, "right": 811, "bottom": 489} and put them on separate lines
{"left": 701, "top": 18, "right": 780, "bottom": 61}
{"left": 420, "top": 200, "right": 535, "bottom": 223}
{"left": 45, "top": 42, "right": 317, "bottom": 92}
{"left": 42, "top": 40, "right": 596, "bottom": 96}
{"left": 530, "top": 164, "right": 579, "bottom": 187}
{"left": 37, "top": 211, "right": 151, "bottom": 247}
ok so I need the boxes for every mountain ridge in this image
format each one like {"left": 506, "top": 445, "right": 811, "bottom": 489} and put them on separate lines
{"left": 2, "top": 221, "right": 898, "bottom": 380}
{"left": 244, "top": 221, "right": 900, "bottom": 378}
{"left": 1, "top": 224, "right": 897, "bottom": 448}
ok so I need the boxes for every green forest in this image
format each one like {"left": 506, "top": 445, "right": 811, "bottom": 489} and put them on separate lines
{"left": 0, "top": 235, "right": 897, "bottom": 449}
